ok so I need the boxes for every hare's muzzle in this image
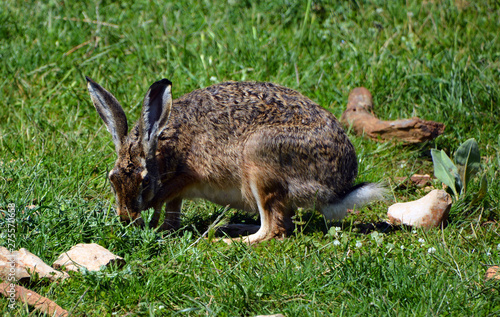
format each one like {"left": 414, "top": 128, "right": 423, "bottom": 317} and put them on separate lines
{"left": 119, "top": 214, "right": 145, "bottom": 228}
{"left": 117, "top": 207, "right": 145, "bottom": 227}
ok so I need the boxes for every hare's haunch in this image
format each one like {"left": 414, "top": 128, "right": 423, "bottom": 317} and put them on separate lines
{"left": 87, "top": 77, "right": 385, "bottom": 244}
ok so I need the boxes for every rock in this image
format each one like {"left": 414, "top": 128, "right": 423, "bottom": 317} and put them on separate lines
{"left": 395, "top": 174, "right": 433, "bottom": 189}
{"left": 485, "top": 266, "right": 500, "bottom": 281}
{"left": 340, "top": 87, "right": 445, "bottom": 143}
{"left": 387, "top": 189, "right": 451, "bottom": 228}
{"left": 0, "top": 247, "right": 68, "bottom": 282}
{"left": 52, "top": 243, "right": 125, "bottom": 272}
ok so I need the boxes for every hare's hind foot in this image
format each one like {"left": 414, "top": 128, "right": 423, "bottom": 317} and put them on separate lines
{"left": 222, "top": 228, "right": 287, "bottom": 245}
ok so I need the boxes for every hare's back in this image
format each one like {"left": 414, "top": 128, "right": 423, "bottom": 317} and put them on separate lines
{"left": 172, "top": 81, "right": 338, "bottom": 135}
{"left": 207, "top": 81, "right": 333, "bottom": 127}
{"left": 158, "top": 81, "right": 357, "bottom": 201}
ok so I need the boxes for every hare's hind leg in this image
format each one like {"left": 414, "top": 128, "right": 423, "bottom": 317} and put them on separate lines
{"left": 225, "top": 164, "right": 293, "bottom": 245}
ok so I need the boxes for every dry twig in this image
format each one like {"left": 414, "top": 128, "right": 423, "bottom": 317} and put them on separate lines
{"left": 0, "top": 282, "right": 69, "bottom": 316}
{"left": 341, "top": 87, "right": 445, "bottom": 143}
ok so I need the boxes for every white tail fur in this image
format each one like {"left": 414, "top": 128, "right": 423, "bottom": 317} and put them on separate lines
{"left": 321, "top": 183, "right": 387, "bottom": 220}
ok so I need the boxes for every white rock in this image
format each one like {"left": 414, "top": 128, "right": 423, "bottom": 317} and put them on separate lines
{"left": 0, "top": 247, "right": 68, "bottom": 282}
{"left": 387, "top": 189, "right": 451, "bottom": 228}
{"left": 52, "top": 243, "right": 125, "bottom": 272}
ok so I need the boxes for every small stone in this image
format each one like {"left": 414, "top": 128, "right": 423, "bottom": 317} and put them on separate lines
{"left": 485, "top": 266, "right": 500, "bottom": 281}
{"left": 0, "top": 247, "right": 68, "bottom": 282}
{"left": 52, "top": 243, "right": 125, "bottom": 272}
{"left": 395, "top": 174, "right": 432, "bottom": 188}
{"left": 387, "top": 189, "right": 451, "bottom": 228}
{"left": 410, "top": 174, "right": 432, "bottom": 187}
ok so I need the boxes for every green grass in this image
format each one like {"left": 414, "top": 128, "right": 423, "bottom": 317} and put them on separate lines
{"left": 1, "top": 0, "right": 499, "bottom": 315}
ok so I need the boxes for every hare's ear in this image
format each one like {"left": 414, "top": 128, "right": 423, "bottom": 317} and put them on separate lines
{"left": 86, "top": 76, "right": 128, "bottom": 154}
{"left": 140, "top": 79, "right": 173, "bottom": 160}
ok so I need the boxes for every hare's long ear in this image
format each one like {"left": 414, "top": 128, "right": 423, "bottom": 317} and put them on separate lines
{"left": 86, "top": 76, "right": 128, "bottom": 154}
{"left": 140, "top": 79, "right": 173, "bottom": 160}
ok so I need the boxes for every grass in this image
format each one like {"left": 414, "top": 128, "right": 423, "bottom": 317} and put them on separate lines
{"left": 1, "top": 0, "right": 499, "bottom": 315}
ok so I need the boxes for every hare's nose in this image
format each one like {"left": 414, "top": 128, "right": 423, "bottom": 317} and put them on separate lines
{"left": 117, "top": 207, "right": 132, "bottom": 223}
{"left": 119, "top": 215, "right": 132, "bottom": 224}
{"left": 132, "top": 217, "right": 145, "bottom": 228}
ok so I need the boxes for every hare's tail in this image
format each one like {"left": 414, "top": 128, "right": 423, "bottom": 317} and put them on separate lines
{"left": 321, "top": 183, "right": 387, "bottom": 221}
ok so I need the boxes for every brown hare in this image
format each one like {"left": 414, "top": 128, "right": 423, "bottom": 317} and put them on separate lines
{"left": 86, "top": 77, "right": 385, "bottom": 244}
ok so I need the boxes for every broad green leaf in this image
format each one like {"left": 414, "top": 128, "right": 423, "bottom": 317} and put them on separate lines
{"left": 431, "top": 149, "right": 460, "bottom": 197}
{"left": 454, "top": 138, "right": 481, "bottom": 193}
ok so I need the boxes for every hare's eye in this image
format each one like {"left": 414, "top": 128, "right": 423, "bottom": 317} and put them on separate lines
{"left": 143, "top": 175, "right": 151, "bottom": 186}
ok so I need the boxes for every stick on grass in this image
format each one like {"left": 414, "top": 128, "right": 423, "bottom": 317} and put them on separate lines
{"left": 0, "top": 282, "right": 69, "bottom": 317}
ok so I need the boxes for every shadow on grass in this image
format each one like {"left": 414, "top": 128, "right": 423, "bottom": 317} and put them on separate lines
{"left": 349, "top": 221, "right": 403, "bottom": 234}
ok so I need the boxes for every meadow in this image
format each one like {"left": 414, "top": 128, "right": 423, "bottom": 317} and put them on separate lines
{"left": 1, "top": 0, "right": 499, "bottom": 315}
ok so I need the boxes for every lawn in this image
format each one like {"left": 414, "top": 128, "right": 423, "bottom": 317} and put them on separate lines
{"left": 1, "top": 0, "right": 499, "bottom": 316}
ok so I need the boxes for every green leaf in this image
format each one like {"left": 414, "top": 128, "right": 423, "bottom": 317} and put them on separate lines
{"left": 469, "top": 172, "right": 488, "bottom": 207}
{"left": 431, "top": 149, "right": 460, "bottom": 197}
{"left": 477, "top": 172, "right": 488, "bottom": 200}
{"left": 454, "top": 138, "right": 481, "bottom": 193}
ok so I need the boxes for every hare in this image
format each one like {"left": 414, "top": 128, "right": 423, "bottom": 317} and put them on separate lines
{"left": 86, "top": 76, "right": 385, "bottom": 244}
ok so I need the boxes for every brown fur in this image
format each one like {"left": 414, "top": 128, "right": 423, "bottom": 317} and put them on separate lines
{"left": 87, "top": 78, "right": 366, "bottom": 244}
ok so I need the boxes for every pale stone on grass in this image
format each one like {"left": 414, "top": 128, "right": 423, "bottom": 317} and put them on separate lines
{"left": 0, "top": 246, "right": 68, "bottom": 282}
{"left": 485, "top": 266, "right": 500, "bottom": 281}
{"left": 52, "top": 243, "right": 125, "bottom": 272}
{"left": 387, "top": 189, "right": 452, "bottom": 228}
